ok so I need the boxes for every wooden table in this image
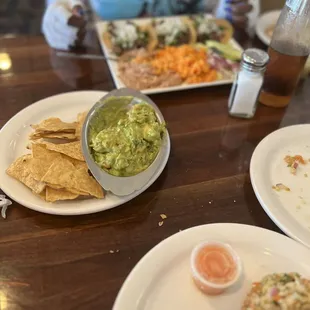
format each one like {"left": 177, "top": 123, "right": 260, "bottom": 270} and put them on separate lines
{"left": 1, "top": 33, "right": 310, "bottom": 309}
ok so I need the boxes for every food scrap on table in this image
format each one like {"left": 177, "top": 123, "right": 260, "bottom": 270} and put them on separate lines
{"left": 6, "top": 113, "right": 104, "bottom": 202}
{"left": 242, "top": 273, "right": 310, "bottom": 309}
{"left": 284, "top": 155, "right": 307, "bottom": 175}
{"left": 158, "top": 221, "right": 164, "bottom": 227}
{"left": 272, "top": 183, "right": 291, "bottom": 192}
{"left": 0, "top": 195, "right": 12, "bottom": 219}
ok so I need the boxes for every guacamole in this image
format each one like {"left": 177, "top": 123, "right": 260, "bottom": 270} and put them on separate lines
{"left": 89, "top": 97, "right": 165, "bottom": 177}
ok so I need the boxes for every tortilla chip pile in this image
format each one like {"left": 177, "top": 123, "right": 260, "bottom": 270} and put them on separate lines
{"left": 6, "top": 113, "right": 104, "bottom": 202}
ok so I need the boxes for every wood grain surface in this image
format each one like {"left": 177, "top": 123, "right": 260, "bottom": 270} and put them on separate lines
{"left": 1, "top": 31, "right": 310, "bottom": 310}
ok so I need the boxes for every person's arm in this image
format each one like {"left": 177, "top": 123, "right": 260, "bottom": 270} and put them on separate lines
{"left": 42, "top": 0, "right": 86, "bottom": 50}
{"left": 215, "top": 0, "right": 254, "bottom": 28}
{"left": 145, "top": 0, "right": 252, "bottom": 28}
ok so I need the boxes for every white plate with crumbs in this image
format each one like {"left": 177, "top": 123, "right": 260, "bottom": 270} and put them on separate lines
{"left": 250, "top": 124, "right": 310, "bottom": 248}
{"left": 0, "top": 91, "right": 170, "bottom": 216}
{"left": 113, "top": 223, "right": 310, "bottom": 310}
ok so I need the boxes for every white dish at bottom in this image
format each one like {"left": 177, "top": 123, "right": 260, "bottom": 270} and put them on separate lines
{"left": 113, "top": 223, "right": 310, "bottom": 310}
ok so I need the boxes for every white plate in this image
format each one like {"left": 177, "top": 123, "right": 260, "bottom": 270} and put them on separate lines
{"left": 255, "top": 10, "right": 281, "bottom": 46}
{"left": 250, "top": 124, "right": 310, "bottom": 248}
{"left": 95, "top": 15, "right": 243, "bottom": 95}
{"left": 0, "top": 91, "right": 170, "bottom": 216}
{"left": 113, "top": 223, "right": 310, "bottom": 310}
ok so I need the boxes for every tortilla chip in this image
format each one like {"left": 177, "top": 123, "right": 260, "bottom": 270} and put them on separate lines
{"left": 75, "top": 111, "right": 88, "bottom": 139}
{"left": 35, "top": 189, "right": 47, "bottom": 201}
{"left": 46, "top": 187, "right": 79, "bottom": 202}
{"left": 67, "top": 158, "right": 88, "bottom": 171}
{"left": 42, "top": 141, "right": 84, "bottom": 161}
{"left": 66, "top": 188, "right": 90, "bottom": 196}
{"left": 32, "top": 143, "right": 61, "bottom": 160}
{"left": 46, "top": 183, "right": 63, "bottom": 190}
{"left": 29, "top": 144, "right": 63, "bottom": 180}
{"left": 29, "top": 132, "right": 77, "bottom": 141}
{"left": 31, "top": 117, "right": 77, "bottom": 133}
{"left": 32, "top": 143, "right": 88, "bottom": 171}
{"left": 6, "top": 155, "right": 46, "bottom": 194}
{"left": 41, "top": 158, "right": 104, "bottom": 198}
{"left": 28, "top": 158, "right": 55, "bottom": 181}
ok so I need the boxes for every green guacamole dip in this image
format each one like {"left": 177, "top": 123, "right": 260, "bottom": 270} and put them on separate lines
{"left": 89, "top": 97, "right": 165, "bottom": 177}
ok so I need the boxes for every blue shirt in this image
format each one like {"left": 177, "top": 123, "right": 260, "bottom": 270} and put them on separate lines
{"left": 88, "top": 0, "right": 209, "bottom": 20}
{"left": 47, "top": 0, "right": 226, "bottom": 21}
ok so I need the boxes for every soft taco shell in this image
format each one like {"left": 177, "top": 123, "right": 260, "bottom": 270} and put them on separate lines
{"left": 103, "top": 30, "right": 113, "bottom": 50}
{"left": 212, "top": 19, "right": 234, "bottom": 43}
{"left": 103, "top": 23, "right": 158, "bottom": 55}
{"left": 182, "top": 17, "right": 197, "bottom": 45}
{"left": 140, "top": 24, "right": 158, "bottom": 52}
{"left": 153, "top": 17, "right": 197, "bottom": 47}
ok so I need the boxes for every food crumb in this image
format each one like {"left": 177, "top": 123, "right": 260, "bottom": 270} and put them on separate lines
{"left": 272, "top": 184, "right": 290, "bottom": 192}
{"left": 201, "top": 205, "right": 204, "bottom": 208}
{"left": 208, "top": 201, "right": 212, "bottom": 204}
{"left": 109, "top": 250, "right": 114, "bottom": 254}
{"left": 284, "top": 155, "right": 306, "bottom": 175}
{"left": 116, "top": 249, "right": 119, "bottom": 253}
{"left": 233, "top": 200, "right": 236, "bottom": 203}
{"left": 160, "top": 214, "right": 167, "bottom": 220}
{"left": 158, "top": 221, "right": 164, "bottom": 227}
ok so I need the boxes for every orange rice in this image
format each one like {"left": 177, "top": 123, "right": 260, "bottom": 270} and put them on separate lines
{"left": 135, "top": 45, "right": 217, "bottom": 84}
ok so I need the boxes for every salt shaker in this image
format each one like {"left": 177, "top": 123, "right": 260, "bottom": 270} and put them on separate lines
{"left": 228, "top": 48, "right": 269, "bottom": 119}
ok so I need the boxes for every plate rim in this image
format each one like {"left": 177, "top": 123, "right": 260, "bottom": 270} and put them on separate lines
{"left": 255, "top": 10, "right": 281, "bottom": 46}
{"left": 113, "top": 222, "right": 310, "bottom": 309}
{"left": 0, "top": 90, "right": 171, "bottom": 216}
{"left": 95, "top": 14, "right": 244, "bottom": 95}
{"left": 250, "top": 124, "right": 310, "bottom": 248}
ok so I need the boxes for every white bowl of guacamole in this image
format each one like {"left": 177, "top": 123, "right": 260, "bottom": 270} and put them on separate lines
{"left": 82, "top": 88, "right": 169, "bottom": 196}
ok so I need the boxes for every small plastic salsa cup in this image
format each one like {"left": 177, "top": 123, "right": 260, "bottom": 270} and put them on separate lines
{"left": 190, "top": 241, "right": 242, "bottom": 295}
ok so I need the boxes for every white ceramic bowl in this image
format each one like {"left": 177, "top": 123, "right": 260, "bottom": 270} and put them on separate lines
{"left": 81, "top": 88, "right": 170, "bottom": 196}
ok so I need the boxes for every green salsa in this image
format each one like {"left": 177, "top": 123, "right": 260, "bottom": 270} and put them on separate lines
{"left": 89, "top": 97, "right": 165, "bottom": 177}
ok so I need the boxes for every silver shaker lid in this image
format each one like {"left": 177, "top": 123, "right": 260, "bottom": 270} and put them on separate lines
{"left": 242, "top": 48, "right": 270, "bottom": 72}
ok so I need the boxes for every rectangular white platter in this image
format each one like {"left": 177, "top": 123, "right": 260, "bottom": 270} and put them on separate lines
{"left": 95, "top": 14, "right": 244, "bottom": 95}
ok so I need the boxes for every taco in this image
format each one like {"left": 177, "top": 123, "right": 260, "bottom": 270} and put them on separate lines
{"left": 103, "top": 21, "right": 157, "bottom": 56}
{"left": 188, "top": 15, "right": 233, "bottom": 44}
{"left": 152, "top": 17, "right": 196, "bottom": 48}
